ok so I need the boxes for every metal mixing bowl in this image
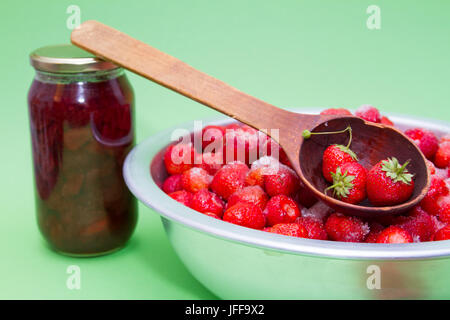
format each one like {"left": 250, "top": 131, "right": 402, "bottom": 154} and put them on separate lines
{"left": 123, "top": 109, "right": 450, "bottom": 299}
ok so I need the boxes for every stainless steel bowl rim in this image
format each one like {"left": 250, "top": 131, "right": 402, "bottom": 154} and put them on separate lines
{"left": 124, "top": 108, "right": 450, "bottom": 261}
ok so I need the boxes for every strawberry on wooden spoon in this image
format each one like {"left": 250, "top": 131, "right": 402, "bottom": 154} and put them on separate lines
{"left": 325, "top": 162, "right": 367, "bottom": 205}
{"left": 367, "top": 157, "right": 415, "bottom": 206}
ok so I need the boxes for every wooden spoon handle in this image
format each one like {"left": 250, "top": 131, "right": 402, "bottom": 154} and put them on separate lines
{"left": 71, "top": 20, "right": 311, "bottom": 140}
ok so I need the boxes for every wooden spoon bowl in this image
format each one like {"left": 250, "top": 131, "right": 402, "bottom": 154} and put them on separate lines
{"left": 296, "top": 116, "right": 429, "bottom": 217}
{"left": 71, "top": 20, "right": 430, "bottom": 217}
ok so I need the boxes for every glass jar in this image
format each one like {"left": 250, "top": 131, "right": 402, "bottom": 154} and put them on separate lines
{"left": 28, "top": 44, "right": 137, "bottom": 256}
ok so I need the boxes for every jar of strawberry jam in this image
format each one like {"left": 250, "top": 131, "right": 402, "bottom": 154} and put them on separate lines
{"left": 28, "top": 44, "right": 137, "bottom": 256}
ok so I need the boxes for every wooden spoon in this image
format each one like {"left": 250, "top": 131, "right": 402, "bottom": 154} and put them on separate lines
{"left": 71, "top": 20, "right": 430, "bottom": 218}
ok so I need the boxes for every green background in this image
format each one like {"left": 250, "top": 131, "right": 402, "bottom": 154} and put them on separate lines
{"left": 0, "top": 0, "right": 449, "bottom": 299}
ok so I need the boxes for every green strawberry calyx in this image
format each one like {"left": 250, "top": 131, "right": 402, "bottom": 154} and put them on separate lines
{"left": 380, "top": 157, "right": 414, "bottom": 185}
{"left": 333, "top": 144, "right": 359, "bottom": 161}
{"left": 325, "top": 167, "right": 355, "bottom": 199}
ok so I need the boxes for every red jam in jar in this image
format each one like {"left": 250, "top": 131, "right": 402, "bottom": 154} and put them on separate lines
{"left": 28, "top": 44, "right": 137, "bottom": 256}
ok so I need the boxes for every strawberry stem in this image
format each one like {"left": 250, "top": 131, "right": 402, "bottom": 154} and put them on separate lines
{"left": 302, "top": 126, "right": 353, "bottom": 149}
{"left": 323, "top": 167, "right": 355, "bottom": 199}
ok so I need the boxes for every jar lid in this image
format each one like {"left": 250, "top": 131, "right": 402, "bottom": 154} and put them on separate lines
{"left": 30, "top": 44, "right": 119, "bottom": 73}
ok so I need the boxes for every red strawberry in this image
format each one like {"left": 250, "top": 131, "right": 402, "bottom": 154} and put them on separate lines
{"left": 164, "top": 143, "right": 195, "bottom": 175}
{"left": 380, "top": 116, "right": 394, "bottom": 126}
{"left": 261, "top": 138, "right": 291, "bottom": 168}
{"left": 322, "top": 144, "right": 358, "bottom": 182}
{"left": 222, "top": 125, "right": 263, "bottom": 165}
{"left": 210, "top": 161, "right": 249, "bottom": 200}
{"left": 434, "top": 141, "right": 450, "bottom": 168}
{"left": 227, "top": 186, "right": 269, "bottom": 210}
{"left": 325, "top": 213, "right": 369, "bottom": 242}
{"left": 224, "top": 123, "right": 242, "bottom": 130}
{"left": 181, "top": 167, "right": 212, "bottom": 193}
{"left": 168, "top": 190, "right": 193, "bottom": 207}
{"left": 376, "top": 226, "right": 413, "bottom": 243}
{"left": 326, "top": 162, "right": 367, "bottom": 204}
{"left": 320, "top": 108, "right": 352, "bottom": 116}
{"left": 245, "top": 167, "right": 265, "bottom": 188}
{"left": 162, "top": 174, "right": 183, "bottom": 194}
{"left": 264, "top": 165, "right": 300, "bottom": 197}
{"left": 405, "top": 128, "right": 439, "bottom": 160}
{"left": 355, "top": 105, "right": 381, "bottom": 123}
{"left": 195, "top": 151, "right": 223, "bottom": 175}
{"left": 264, "top": 223, "right": 308, "bottom": 238}
{"left": 223, "top": 202, "right": 266, "bottom": 229}
{"left": 190, "top": 189, "right": 225, "bottom": 217}
{"left": 433, "top": 225, "right": 450, "bottom": 241}
{"left": 436, "top": 195, "right": 450, "bottom": 223}
{"left": 296, "top": 216, "right": 328, "bottom": 240}
{"left": 366, "top": 157, "right": 415, "bottom": 206}
{"left": 394, "top": 206, "right": 435, "bottom": 242}
{"left": 365, "top": 222, "right": 385, "bottom": 243}
{"left": 420, "top": 175, "right": 449, "bottom": 216}
{"left": 245, "top": 156, "right": 281, "bottom": 188}
{"left": 201, "top": 125, "right": 224, "bottom": 151}
{"left": 264, "top": 195, "right": 302, "bottom": 226}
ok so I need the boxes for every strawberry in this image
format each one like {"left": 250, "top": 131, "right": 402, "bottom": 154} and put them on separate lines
{"left": 264, "top": 223, "right": 308, "bottom": 238}
{"left": 394, "top": 206, "right": 435, "bottom": 242}
{"left": 434, "top": 141, "right": 450, "bottom": 168}
{"left": 162, "top": 174, "right": 183, "bottom": 194}
{"left": 380, "top": 116, "right": 394, "bottom": 126}
{"left": 264, "top": 195, "right": 302, "bottom": 226}
{"left": 365, "top": 222, "right": 385, "bottom": 243}
{"left": 264, "top": 165, "right": 300, "bottom": 197}
{"left": 164, "top": 143, "right": 195, "bottom": 175}
{"left": 295, "top": 216, "right": 328, "bottom": 240}
{"left": 405, "top": 128, "right": 439, "bottom": 160}
{"left": 301, "top": 201, "right": 333, "bottom": 223}
{"left": 245, "top": 156, "right": 281, "bottom": 188}
{"left": 320, "top": 108, "right": 352, "bottom": 116}
{"left": 260, "top": 138, "right": 291, "bottom": 168}
{"left": 224, "top": 122, "right": 242, "bottom": 131}
{"left": 366, "top": 157, "right": 415, "bottom": 206}
{"left": 436, "top": 195, "right": 450, "bottom": 223}
{"left": 210, "top": 161, "right": 249, "bottom": 200}
{"left": 302, "top": 125, "right": 358, "bottom": 183}
{"left": 322, "top": 144, "right": 358, "bottom": 182}
{"left": 420, "top": 175, "right": 449, "bottom": 216}
{"left": 245, "top": 167, "right": 266, "bottom": 188}
{"left": 433, "top": 225, "right": 450, "bottom": 241}
{"left": 355, "top": 105, "right": 381, "bottom": 123}
{"left": 195, "top": 151, "right": 223, "bottom": 175}
{"left": 180, "top": 167, "right": 212, "bottom": 193}
{"left": 324, "top": 213, "right": 369, "bottom": 242}
{"left": 201, "top": 125, "right": 224, "bottom": 151}
{"left": 326, "top": 162, "right": 367, "bottom": 204}
{"left": 222, "top": 125, "right": 263, "bottom": 165}
{"left": 227, "top": 185, "right": 269, "bottom": 210}
{"left": 190, "top": 189, "right": 225, "bottom": 217}
{"left": 223, "top": 202, "right": 266, "bottom": 229}
{"left": 168, "top": 190, "right": 193, "bottom": 207}
{"left": 376, "top": 226, "right": 413, "bottom": 243}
